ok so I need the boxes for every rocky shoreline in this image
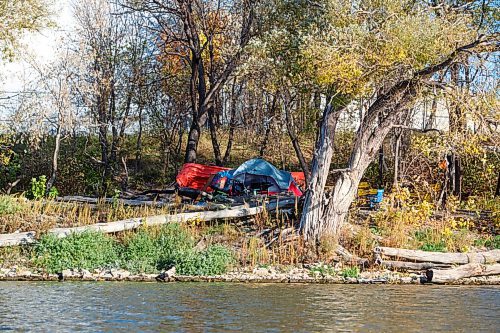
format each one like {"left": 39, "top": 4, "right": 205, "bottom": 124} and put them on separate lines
{"left": 2, "top": 266, "right": 499, "bottom": 285}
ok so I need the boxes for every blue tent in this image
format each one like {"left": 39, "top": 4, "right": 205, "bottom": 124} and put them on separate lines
{"left": 231, "top": 158, "right": 300, "bottom": 194}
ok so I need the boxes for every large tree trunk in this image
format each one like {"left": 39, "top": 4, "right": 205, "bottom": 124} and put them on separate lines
{"left": 300, "top": 102, "right": 342, "bottom": 240}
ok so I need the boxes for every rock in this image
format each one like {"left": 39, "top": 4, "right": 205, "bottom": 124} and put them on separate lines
{"left": 62, "top": 269, "right": 73, "bottom": 278}
{"left": 18, "top": 270, "right": 32, "bottom": 277}
{"left": 253, "top": 267, "right": 270, "bottom": 276}
{"left": 400, "top": 277, "right": 412, "bottom": 284}
{"left": 80, "top": 269, "right": 92, "bottom": 279}
{"left": 346, "top": 277, "right": 358, "bottom": 283}
{"left": 118, "top": 270, "right": 131, "bottom": 279}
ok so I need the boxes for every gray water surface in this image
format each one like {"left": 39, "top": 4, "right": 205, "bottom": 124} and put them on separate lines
{"left": 0, "top": 282, "right": 498, "bottom": 332}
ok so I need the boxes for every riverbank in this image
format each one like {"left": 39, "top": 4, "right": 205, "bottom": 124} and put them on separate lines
{"left": 2, "top": 265, "right": 500, "bottom": 285}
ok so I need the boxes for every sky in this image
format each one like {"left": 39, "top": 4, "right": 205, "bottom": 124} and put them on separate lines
{"left": 0, "top": 0, "right": 73, "bottom": 95}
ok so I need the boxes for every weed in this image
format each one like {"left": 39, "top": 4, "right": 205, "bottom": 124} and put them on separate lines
{"left": 475, "top": 235, "right": 500, "bottom": 249}
{"left": 176, "top": 245, "right": 234, "bottom": 276}
{"left": 341, "top": 266, "right": 360, "bottom": 278}
{"left": 0, "top": 196, "right": 22, "bottom": 216}
{"left": 309, "top": 264, "right": 336, "bottom": 277}
{"left": 33, "top": 231, "right": 120, "bottom": 273}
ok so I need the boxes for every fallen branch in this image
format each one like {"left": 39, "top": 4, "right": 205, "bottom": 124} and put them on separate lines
{"left": 374, "top": 246, "right": 500, "bottom": 264}
{"left": 426, "top": 263, "right": 500, "bottom": 284}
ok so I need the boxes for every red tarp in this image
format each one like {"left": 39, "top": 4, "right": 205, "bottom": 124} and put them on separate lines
{"left": 176, "top": 163, "right": 230, "bottom": 191}
{"left": 176, "top": 163, "right": 306, "bottom": 194}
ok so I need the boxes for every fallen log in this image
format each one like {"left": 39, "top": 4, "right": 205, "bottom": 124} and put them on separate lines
{"left": 56, "top": 196, "right": 172, "bottom": 207}
{"left": 374, "top": 246, "right": 500, "bottom": 264}
{"left": 336, "top": 245, "right": 370, "bottom": 268}
{"left": 375, "top": 258, "right": 451, "bottom": 271}
{"left": 0, "top": 232, "right": 36, "bottom": 247}
{"left": 426, "top": 263, "right": 500, "bottom": 284}
{"left": 0, "top": 198, "right": 296, "bottom": 246}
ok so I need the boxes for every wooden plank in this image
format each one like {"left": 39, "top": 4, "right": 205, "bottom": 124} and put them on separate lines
{"left": 374, "top": 246, "right": 500, "bottom": 264}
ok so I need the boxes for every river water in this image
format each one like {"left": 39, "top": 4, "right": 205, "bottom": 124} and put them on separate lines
{"left": 0, "top": 282, "right": 498, "bottom": 332}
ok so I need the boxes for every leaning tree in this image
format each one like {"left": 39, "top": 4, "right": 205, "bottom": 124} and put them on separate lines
{"left": 293, "top": 0, "right": 499, "bottom": 241}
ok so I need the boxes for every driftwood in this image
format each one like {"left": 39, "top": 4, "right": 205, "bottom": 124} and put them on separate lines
{"left": 426, "top": 263, "right": 500, "bottom": 284}
{"left": 374, "top": 246, "right": 500, "bottom": 264}
{"left": 0, "top": 232, "right": 36, "bottom": 246}
{"left": 0, "top": 198, "right": 296, "bottom": 246}
{"left": 336, "top": 245, "right": 370, "bottom": 268}
{"left": 375, "top": 257, "right": 451, "bottom": 271}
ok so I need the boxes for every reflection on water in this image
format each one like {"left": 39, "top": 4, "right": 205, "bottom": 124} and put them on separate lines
{"left": 0, "top": 282, "right": 498, "bottom": 332}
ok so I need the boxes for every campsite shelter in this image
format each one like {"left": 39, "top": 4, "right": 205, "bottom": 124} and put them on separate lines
{"left": 176, "top": 158, "right": 304, "bottom": 196}
{"left": 230, "top": 158, "right": 302, "bottom": 196}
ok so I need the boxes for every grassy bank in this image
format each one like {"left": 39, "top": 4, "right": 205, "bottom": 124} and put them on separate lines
{"left": 0, "top": 192, "right": 498, "bottom": 277}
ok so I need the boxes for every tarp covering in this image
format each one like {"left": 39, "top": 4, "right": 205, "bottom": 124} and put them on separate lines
{"left": 176, "top": 163, "right": 229, "bottom": 190}
{"left": 232, "top": 159, "right": 292, "bottom": 190}
{"left": 290, "top": 172, "right": 306, "bottom": 188}
{"left": 176, "top": 159, "right": 304, "bottom": 196}
{"left": 232, "top": 158, "right": 302, "bottom": 196}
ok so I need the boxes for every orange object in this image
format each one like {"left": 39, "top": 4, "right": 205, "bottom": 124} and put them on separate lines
{"left": 176, "top": 163, "right": 306, "bottom": 193}
{"left": 291, "top": 171, "right": 306, "bottom": 188}
{"left": 438, "top": 160, "right": 448, "bottom": 170}
{"left": 176, "top": 163, "right": 230, "bottom": 191}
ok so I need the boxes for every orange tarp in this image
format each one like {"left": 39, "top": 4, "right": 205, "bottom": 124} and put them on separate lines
{"left": 176, "top": 163, "right": 230, "bottom": 190}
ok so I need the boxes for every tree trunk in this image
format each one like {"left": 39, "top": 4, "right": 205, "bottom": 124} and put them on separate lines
{"left": 375, "top": 246, "right": 500, "bottom": 264}
{"left": 208, "top": 103, "right": 223, "bottom": 166}
{"left": 46, "top": 125, "right": 61, "bottom": 194}
{"left": 135, "top": 106, "right": 143, "bottom": 173}
{"left": 283, "top": 96, "right": 310, "bottom": 184}
{"left": 223, "top": 83, "right": 240, "bottom": 165}
{"left": 300, "top": 102, "right": 342, "bottom": 240}
{"left": 184, "top": 119, "right": 201, "bottom": 163}
{"left": 259, "top": 95, "right": 277, "bottom": 157}
{"left": 393, "top": 129, "right": 402, "bottom": 188}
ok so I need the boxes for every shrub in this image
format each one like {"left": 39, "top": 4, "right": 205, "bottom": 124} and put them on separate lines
{"left": 120, "top": 229, "right": 159, "bottom": 273}
{"left": 33, "top": 231, "right": 120, "bottom": 273}
{"left": 0, "top": 196, "right": 22, "bottom": 216}
{"left": 485, "top": 235, "right": 500, "bottom": 249}
{"left": 176, "top": 245, "right": 234, "bottom": 276}
{"left": 26, "top": 176, "right": 58, "bottom": 200}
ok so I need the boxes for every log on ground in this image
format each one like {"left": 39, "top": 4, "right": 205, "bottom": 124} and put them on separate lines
{"left": 0, "top": 197, "right": 296, "bottom": 245}
{"left": 375, "top": 259, "right": 451, "bottom": 271}
{"left": 56, "top": 196, "right": 172, "bottom": 207}
{"left": 0, "top": 232, "right": 36, "bottom": 247}
{"left": 374, "top": 246, "right": 500, "bottom": 264}
{"left": 426, "top": 263, "right": 500, "bottom": 284}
